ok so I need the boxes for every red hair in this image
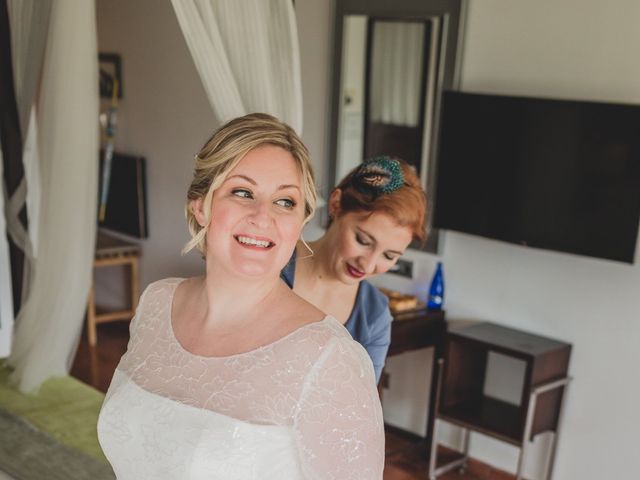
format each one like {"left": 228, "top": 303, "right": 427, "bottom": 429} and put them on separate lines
{"left": 334, "top": 158, "right": 427, "bottom": 242}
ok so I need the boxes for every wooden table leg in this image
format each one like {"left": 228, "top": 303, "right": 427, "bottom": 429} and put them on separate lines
{"left": 130, "top": 256, "right": 139, "bottom": 312}
{"left": 89, "top": 344, "right": 100, "bottom": 389}
{"left": 87, "top": 284, "right": 97, "bottom": 347}
{"left": 425, "top": 325, "right": 446, "bottom": 465}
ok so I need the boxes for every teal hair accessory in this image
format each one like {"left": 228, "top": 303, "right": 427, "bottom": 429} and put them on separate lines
{"left": 352, "top": 156, "right": 405, "bottom": 196}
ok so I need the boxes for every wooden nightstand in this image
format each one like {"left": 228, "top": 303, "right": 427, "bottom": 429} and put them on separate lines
{"left": 429, "top": 322, "right": 572, "bottom": 480}
{"left": 384, "top": 308, "right": 447, "bottom": 464}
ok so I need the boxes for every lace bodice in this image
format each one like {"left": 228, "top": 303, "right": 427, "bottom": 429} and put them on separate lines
{"left": 98, "top": 278, "right": 384, "bottom": 479}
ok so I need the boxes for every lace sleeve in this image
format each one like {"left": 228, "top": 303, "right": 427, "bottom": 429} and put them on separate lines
{"left": 294, "top": 337, "right": 385, "bottom": 479}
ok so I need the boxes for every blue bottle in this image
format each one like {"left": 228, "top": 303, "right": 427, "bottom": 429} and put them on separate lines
{"left": 427, "top": 262, "right": 445, "bottom": 310}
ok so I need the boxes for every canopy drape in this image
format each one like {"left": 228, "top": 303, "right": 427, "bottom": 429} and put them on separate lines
{"left": 370, "top": 21, "right": 425, "bottom": 127}
{"left": 8, "top": 0, "right": 99, "bottom": 392}
{"left": 171, "top": 0, "right": 303, "bottom": 133}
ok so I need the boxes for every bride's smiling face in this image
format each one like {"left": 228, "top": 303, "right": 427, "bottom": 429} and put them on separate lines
{"left": 193, "top": 144, "right": 305, "bottom": 278}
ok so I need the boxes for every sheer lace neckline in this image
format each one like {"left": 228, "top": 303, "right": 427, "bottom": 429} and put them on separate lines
{"left": 166, "top": 277, "right": 334, "bottom": 360}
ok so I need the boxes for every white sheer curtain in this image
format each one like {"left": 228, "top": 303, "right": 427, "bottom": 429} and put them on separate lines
{"left": 8, "top": 0, "right": 99, "bottom": 392}
{"left": 9, "top": 0, "right": 52, "bottom": 139}
{"left": 9, "top": 0, "right": 52, "bottom": 255}
{"left": 0, "top": 0, "right": 50, "bottom": 359}
{"left": 370, "top": 21, "right": 425, "bottom": 127}
{"left": 6, "top": 0, "right": 51, "bottom": 302}
{"left": 0, "top": 148, "right": 14, "bottom": 358}
{"left": 171, "top": 0, "right": 303, "bottom": 133}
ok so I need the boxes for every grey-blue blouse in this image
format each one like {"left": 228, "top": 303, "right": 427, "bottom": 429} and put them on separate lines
{"left": 281, "top": 251, "right": 392, "bottom": 382}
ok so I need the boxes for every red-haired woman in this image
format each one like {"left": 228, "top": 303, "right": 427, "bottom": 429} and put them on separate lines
{"left": 281, "top": 156, "right": 428, "bottom": 381}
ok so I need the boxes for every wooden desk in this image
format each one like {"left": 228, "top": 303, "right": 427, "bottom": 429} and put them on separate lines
{"left": 385, "top": 308, "right": 446, "bottom": 463}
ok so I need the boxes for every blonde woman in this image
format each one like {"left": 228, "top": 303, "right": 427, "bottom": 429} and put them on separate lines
{"left": 97, "top": 114, "right": 384, "bottom": 479}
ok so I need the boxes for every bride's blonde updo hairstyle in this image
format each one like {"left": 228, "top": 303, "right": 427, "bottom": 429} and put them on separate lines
{"left": 183, "top": 113, "right": 317, "bottom": 255}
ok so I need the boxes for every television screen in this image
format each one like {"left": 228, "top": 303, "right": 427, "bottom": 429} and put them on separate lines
{"left": 98, "top": 152, "right": 148, "bottom": 239}
{"left": 433, "top": 91, "right": 640, "bottom": 263}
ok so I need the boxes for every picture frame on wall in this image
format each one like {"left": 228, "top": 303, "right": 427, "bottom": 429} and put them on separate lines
{"left": 99, "top": 52, "right": 123, "bottom": 99}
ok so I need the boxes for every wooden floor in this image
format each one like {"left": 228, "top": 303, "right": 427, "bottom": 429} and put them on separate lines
{"left": 71, "top": 321, "right": 514, "bottom": 480}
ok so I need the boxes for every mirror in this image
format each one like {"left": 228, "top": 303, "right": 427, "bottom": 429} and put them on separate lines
{"left": 329, "top": 0, "right": 465, "bottom": 252}
{"left": 336, "top": 17, "right": 433, "bottom": 180}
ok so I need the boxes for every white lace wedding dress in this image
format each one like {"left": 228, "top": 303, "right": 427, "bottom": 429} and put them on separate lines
{"left": 97, "top": 278, "right": 384, "bottom": 479}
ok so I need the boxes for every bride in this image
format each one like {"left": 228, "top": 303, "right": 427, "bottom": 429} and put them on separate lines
{"left": 97, "top": 113, "right": 384, "bottom": 479}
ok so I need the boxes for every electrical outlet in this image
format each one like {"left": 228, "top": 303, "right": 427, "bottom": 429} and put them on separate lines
{"left": 388, "top": 258, "right": 413, "bottom": 278}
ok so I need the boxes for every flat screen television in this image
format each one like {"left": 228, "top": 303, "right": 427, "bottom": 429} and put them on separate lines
{"left": 98, "top": 151, "right": 149, "bottom": 239}
{"left": 433, "top": 91, "right": 640, "bottom": 263}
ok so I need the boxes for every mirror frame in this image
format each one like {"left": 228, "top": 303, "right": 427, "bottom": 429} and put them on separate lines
{"left": 328, "top": 0, "right": 466, "bottom": 253}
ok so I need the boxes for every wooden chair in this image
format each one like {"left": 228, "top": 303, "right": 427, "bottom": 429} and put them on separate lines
{"left": 86, "top": 231, "right": 141, "bottom": 347}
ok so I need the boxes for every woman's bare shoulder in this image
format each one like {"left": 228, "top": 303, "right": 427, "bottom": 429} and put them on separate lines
{"left": 170, "top": 276, "right": 204, "bottom": 319}
{"left": 283, "top": 286, "right": 326, "bottom": 325}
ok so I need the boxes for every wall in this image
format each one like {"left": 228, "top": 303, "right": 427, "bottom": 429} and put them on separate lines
{"left": 446, "top": 2, "right": 640, "bottom": 478}
{"left": 382, "top": 1, "right": 640, "bottom": 478}
{"left": 299, "top": 0, "right": 640, "bottom": 478}
{"left": 294, "top": 0, "right": 335, "bottom": 201}
{"left": 336, "top": 15, "right": 367, "bottom": 181}
{"left": 96, "top": 0, "right": 640, "bottom": 478}
{"left": 96, "top": 0, "right": 215, "bottom": 292}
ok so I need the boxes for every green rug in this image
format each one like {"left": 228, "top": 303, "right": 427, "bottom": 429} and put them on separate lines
{"left": 0, "top": 365, "right": 114, "bottom": 479}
